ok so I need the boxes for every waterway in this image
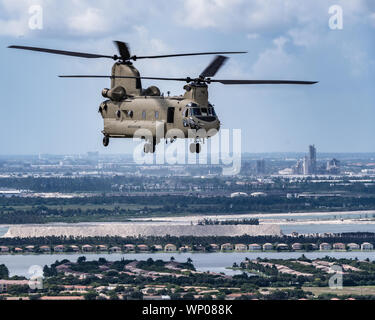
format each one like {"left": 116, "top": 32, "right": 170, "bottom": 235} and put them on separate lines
{"left": 1, "top": 251, "right": 375, "bottom": 278}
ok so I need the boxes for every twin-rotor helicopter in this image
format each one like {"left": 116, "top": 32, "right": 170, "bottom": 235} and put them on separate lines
{"left": 8, "top": 41, "right": 317, "bottom": 153}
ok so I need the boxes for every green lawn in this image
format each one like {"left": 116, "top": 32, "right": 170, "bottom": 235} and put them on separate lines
{"left": 303, "top": 286, "right": 375, "bottom": 296}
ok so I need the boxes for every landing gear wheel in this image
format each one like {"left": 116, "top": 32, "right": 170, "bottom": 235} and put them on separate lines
{"left": 103, "top": 136, "right": 109, "bottom": 147}
{"left": 144, "top": 143, "right": 156, "bottom": 154}
{"left": 196, "top": 143, "right": 201, "bottom": 154}
{"left": 189, "top": 143, "right": 201, "bottom": 154}
{"left": 189, "top": 143, "right": 196, "bottom": 154}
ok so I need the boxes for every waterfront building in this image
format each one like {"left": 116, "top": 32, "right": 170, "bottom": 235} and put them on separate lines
{"left": 361, "top": 242, "right": 374, "bottom": 251}
{"left": 263, "top": 243, "right": 274, "bottom": 251}
{"left": 319, "top": 243, "right": 332, "bottom": 251}
{"left": 82, "top": 245, "right": 94, "bottom": 252}
{"left": 333, "top": 243, "right": 346, "bottom": 251}
{"left": 164, "top": 244, "right": 177, "bottom": 252}
{"left": 292, "top": 243, "right": 303, "bottom": 251}
{"left": 235, "top": 244, "right": 247, "bottom": 252}
{"left": 124, "top": 244, "right": 135, "bottom": 252}
{"left": 54, "top": 245, "right": 66, "bottom": 252}
{"left": 40, "top": 246, "right": 51, "bottom": 252}
{"left": 347, "top": 243, "right": 360, "bottom": 251}
{"left": 221, "top": 243, "right": 233, "bottom": 251}
{"left": 248, "top": 244, "right": 262, "bottom": 251}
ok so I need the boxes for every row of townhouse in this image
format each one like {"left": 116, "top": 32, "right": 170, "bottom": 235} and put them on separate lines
{"left": 0, "top": 242, "right": 373, "bottom": 254}
{"left": 220, "top": 242, "right": 374, "bottom": 252}
{"left": 0, "top": 244, "right": 179, "bottom": 253}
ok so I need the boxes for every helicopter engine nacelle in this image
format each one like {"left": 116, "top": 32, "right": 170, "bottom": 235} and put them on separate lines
{"left": 102, "top": 86, "right": 127, "bottom": 102}
{"left": 142, "top": 86, "right": 161, "bottom": 97}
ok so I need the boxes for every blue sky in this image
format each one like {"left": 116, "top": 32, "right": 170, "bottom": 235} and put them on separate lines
{"left": 1, "top": 0, "right": 374, "bottom": 154}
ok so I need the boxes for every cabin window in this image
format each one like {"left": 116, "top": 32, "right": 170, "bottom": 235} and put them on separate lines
{"left": 201, "top": 108, "right": 208, "bottom": 116}
{"left": 155, "top": 111, "right": 159, "bottom": 120}
{"left": 142, "top": 111, "right": 146, "bottom": 119}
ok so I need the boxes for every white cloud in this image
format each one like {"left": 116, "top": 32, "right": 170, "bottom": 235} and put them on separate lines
{"left": 67, "top": 8, "right": 109, "bottom": 35}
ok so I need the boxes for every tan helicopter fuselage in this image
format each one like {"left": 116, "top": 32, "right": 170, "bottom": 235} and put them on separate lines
{"left": 99, "top": 63, "right": 221, "bottom": 145}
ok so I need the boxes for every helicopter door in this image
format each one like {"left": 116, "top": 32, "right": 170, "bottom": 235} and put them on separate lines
{"left": 167, "top": 107, "right": 175, "bottom": 124}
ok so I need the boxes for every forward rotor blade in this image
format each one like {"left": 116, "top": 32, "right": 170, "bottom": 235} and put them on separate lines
{"left": 8, "top": 45, "right": 114, "bottom": 59}
{"left": 113, "top": 41, "right": 131, "bottom": 60}
{"left": 134, "top": 51, "right": 246, "bottom": 60}
{"left": 211, "top": 80, "right": 319, "bottom": 85}
{"left": 200, "top": 55, "right": 228, "bottom": 78}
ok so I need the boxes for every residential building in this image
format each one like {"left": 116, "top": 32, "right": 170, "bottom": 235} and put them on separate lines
{"left": 263, "top": 243, "right": 274, "bottom": 251}
{"left": 276, "top": 244, "right": 289, "bottom": 251}
{"left": 137, "top": 244, "right": 149, "bottom": 252}
{"left": 0, "top": 246, "right": 9, "bottom": 253}
{"left": 347, "top": 243, "right": 360, "bottom": 251}
{"left": 82, "top": 245, "right": 94, "bottom": 252}
{"left": 164, "top": 244, "right": 177, "bottom": 252}
{"left": 248, "top": 244, "right": 262, "bottom": 251}
{"left": 209, "top": 244, "right": 220, "bottom": 251}
{"left": 292, "top": 243, "right": 303, "bottom": 251}
{"left": 333, "top": 243, "right": 346, "bottom": 251}
{"left": 54, "top": 245, "right": 66, "bottom": 253}
{"left": 361, "top": 242, "right": 374, "bottom": 251}
{"left": 221, "top": 243, "right": 233, "bottom": 251}
{"left": 235, "top": 244, "right": 247, "bottom": 252}
{"left": 40, "top": 246, "right": 51, "bottom": 253}
{"left": 124, "top": 244, "right": 135, "bottom": 252}
{"left": 109, "top": 246, "right": 122, "bottom": 253}
{"left": 319, "top": 243, "right": 332, "bottom": 251}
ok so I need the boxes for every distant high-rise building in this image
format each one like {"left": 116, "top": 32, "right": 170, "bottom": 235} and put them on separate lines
{"left": 327, "top": 158, "right": 340, "bottom": 174}
{"left": 309, "top": 145, "right": 317, "bottom": 174}
{"left": 303, "top": 156, "right": 310, "bottom": 175}
{"left": 293, "top": 160, "right": 304, "bottom": 175}
{"left": 256, "top": 159, "right": 266, "bottom": 175}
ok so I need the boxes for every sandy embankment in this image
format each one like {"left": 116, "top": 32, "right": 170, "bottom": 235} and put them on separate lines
{"left": 3, "top": 224, "right": 281, "bottom": 238}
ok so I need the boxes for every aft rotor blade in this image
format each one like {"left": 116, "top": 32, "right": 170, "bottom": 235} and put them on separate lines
{"left": 211, "top": 79, "right": 319, "bottom": 85}
{"left": 200, "top": 55, "right": 228, "bottom": 78}
{"left": 8, "top": 45, "right": 114, "bottom": 59}
{"left": 59, "top": 75, "right": 190, "bottom": 82}
{"left": 134, "top": 51, "right": 246, "bottom": 60}
{"left": 113, "top": 41, "right": 131, "bottom": 60}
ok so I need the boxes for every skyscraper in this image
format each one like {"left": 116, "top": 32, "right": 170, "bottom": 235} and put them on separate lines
{"left": 309, "top": 145, "right": 317, "bottom": 174}
{"left": 256, "top": 159, "right": 266, "bottom": 175}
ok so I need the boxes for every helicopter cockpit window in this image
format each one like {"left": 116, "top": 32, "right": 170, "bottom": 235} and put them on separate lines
{"left": 190, "top": 108, "right": 202, "bottom": 116}
{"left": 208, "top": 104, "right": 216, "bottom": 116}
{"left": 201, "top": 108, "right": 208, "bottom": 116}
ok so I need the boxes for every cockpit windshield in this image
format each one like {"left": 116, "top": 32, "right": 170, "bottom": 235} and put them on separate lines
{"left": 185, "top": 103, "right": 216, "bottom": 118}
{"left": 208, "top": 104, "right": 216, "bottom": 116}
{"left": 190, "top": 108, "right": 202, "bottom": 116}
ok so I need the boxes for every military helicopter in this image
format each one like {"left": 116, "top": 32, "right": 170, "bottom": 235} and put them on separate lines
{"left": 8, "top": 41, "right": 317, "bottom": 154}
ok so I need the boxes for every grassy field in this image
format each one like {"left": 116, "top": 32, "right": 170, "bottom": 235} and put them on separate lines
{"left": 303, "top": 286, "right": 375, "bottom": 296}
